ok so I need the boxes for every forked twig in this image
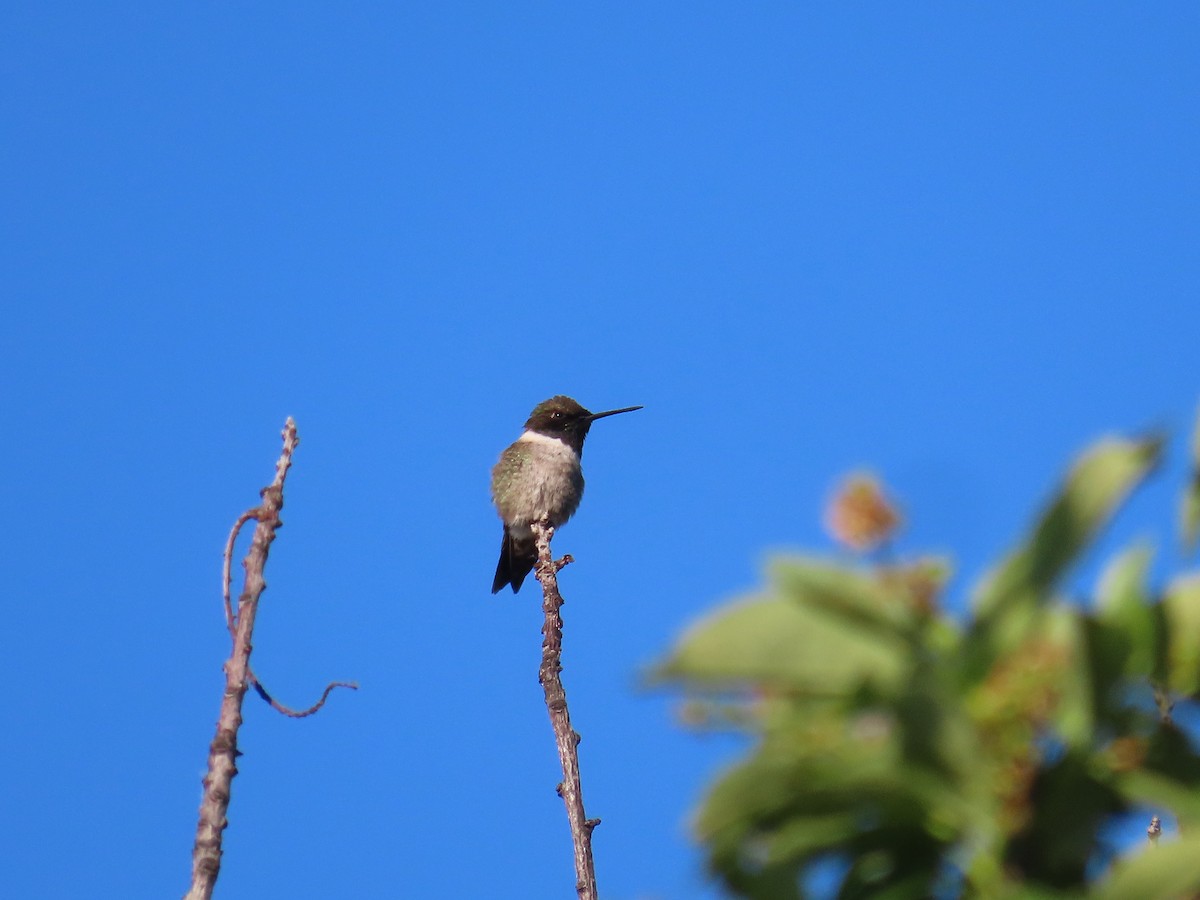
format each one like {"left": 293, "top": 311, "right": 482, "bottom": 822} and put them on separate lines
{"left": 532, "top": 520, "right": 599, "bottom": 900}
{"left": 185, "top": 418, "right": 353, "bottom": 900}
{"left": 222, "top": 503, "right": 357, "bottom": 717}
{"left": 222, "top": 510, "right": 257, "bottom": 635}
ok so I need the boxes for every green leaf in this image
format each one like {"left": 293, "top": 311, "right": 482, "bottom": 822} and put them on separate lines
{"left": 966, "top": 436, "right": 1162, "bottom": 678}
{"left": 1182, "top": 402, "right": 1200, "bottom": 555}
{"left": 1097, "top": 543, "right": 1154, "bottom": 616}
{"left": 770, "top": 557, "right": 914, "bottom": 638}
{"left": 1095, "top": 834, "right": 1200, "bottom": 900}
{"left": 1164, "top": 574, "right": 1200, "bottom": 697}
{"left": 763, "top": 811, "right": 861, "bottom": 862}
{"left": 1002, "top": 751, "right": 1125, "bottom": 887}
{"left": 1041, "top": 609, "right": 1093, "bottom": 748}
{"left": 1095, "top": 543, "right": 1158, "bottom": 679}
{"left": 695, "top": 718, "right": 962, "bottom": 900}
{"left": 694, "top": 737, "right": 865, "bottom": 891}
{"left": 976, "top": 436, "right": 1162, "bottom": 619}
{"left": 652, "top": 593, "right": 907, "bottom": 696}
{"left": 1117, "top": 770, "right": 1200, "bottom": 828}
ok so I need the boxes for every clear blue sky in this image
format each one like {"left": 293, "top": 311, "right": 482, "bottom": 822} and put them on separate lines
{"left": 2, "top": 4, "right": 1197, "bottom": 898}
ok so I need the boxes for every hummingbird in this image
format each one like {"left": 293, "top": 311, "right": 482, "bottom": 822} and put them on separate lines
{"left": 491, "top": 395, "right": 642, "bottom": 594}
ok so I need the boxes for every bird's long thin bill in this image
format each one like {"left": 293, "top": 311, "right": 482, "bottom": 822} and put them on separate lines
{"left": 588, "top": 405, "right": 643, "bottom": 421}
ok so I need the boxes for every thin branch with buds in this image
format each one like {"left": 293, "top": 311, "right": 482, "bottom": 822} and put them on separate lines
{"left": 184, "top": 418, "right": 355, "bottom": 900}
{"left": 531, "top": 520, "right": 600, "bottom": 900}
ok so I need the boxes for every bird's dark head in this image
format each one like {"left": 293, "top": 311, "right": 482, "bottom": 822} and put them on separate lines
{"left": 524, "top": 395, "right": 642, "bottom": 454}
{"left": 525, "top": 396, "right": 592, "bottom": 436}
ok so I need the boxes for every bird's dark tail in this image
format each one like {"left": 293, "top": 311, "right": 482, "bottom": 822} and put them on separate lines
{"left": 492, "top": 528, "right": 537, "bottom": 594}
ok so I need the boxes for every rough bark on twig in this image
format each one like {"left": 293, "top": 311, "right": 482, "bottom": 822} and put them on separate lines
{"left": 185, "top": 418, "right": 354, "bottom": 900}
{"left": 221, "top": 504, "right": 357, "bottom": 719}
{"left": 532, "top": 520, "right": 600, "bottom": 900}
{"left": 184, "top": 419, "right": 299, "bottom": 899}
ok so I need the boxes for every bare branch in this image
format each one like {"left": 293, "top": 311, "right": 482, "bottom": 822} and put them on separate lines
{"left": 185, "top": 418, "right": 300, "bottom": 900}
{"left": 249, "top": 674, "right": 359, "bottom": 718}
{"left": 218, "top": 439, "right": 356, "bottom": 722}
{"left": 222, "top": 510, "right": 258, "bottom": 635}
{"left": 532, "top": 520, "right": 599, "bottom": 900}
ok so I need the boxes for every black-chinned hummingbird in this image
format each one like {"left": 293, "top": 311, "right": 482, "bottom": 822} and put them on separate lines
{"left": 491, "top": 395, "right": 642, "bottom": 594}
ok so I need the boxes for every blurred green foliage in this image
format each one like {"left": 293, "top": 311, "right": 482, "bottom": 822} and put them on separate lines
{"left": 655, "top": 421, "right": 1200, "bottom": 898}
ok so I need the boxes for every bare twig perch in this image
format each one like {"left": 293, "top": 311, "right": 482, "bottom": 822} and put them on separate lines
{"left": 532, "top": 520, "right": 600, "bottom": 900}
{"left": 1153, "top": 681, "right": 1174, "bottom": 725}
{"left": 1147, "top": 815, "right": 1162, "bottom": 844}
{"left": 185, "top": 418, "right": 355, "bottom": 900}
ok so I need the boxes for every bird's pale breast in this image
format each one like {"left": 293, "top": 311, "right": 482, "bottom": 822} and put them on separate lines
{"left": 492, "top": 431, "right": 584, "bottom": 527}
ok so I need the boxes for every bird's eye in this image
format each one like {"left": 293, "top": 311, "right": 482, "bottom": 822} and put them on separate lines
{"left": 551, "top": 411, "right": 563, "bottom": 420}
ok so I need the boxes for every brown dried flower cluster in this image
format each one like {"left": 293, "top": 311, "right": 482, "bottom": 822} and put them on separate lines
{"left": 824, "top": 472, "right": 901, "bottom": 552}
